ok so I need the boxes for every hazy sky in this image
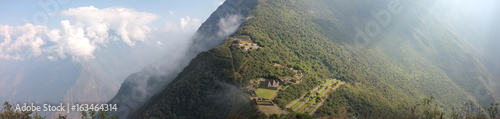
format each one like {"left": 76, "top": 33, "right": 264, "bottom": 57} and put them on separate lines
{"left": 0, "top": 0, "right": 224, "bottom": 62}
{"left": 0, "top": 0, "right": 225, "bottom": 26}
{"left": 0, "top": 0, "right": 225, "bottom": 102}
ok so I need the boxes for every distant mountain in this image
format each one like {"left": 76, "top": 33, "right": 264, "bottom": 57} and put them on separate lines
{"left": 0, "top": 58, "right": 79, "bottom": 109}
{"left": 0, "top": 59, "right": 121, "bottom": 119}
{"left": 0, "top": 28, "right": 169, "bottom": 118}
{"left": 118, "top": 0, "right": 499, "bottom": 118}
{"left": 51, "top": 62, "right": 120, "bottom": 119}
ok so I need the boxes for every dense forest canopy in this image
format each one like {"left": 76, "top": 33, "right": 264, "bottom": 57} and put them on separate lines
{"left": 125, "top": 0, "right": 500, "bottom": 118}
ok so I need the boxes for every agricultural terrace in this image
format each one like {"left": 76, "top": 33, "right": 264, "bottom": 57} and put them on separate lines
{"left": 285, "top": 79, "right": 345, "bottom": 115}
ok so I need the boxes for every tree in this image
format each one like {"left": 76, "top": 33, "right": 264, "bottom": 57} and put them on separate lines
{"left": 0, "top": 101, "right": 46, "bottom": 119}
{"left": 486, "top": 103, "right": 499, "bottom": 119}
{"left": 80, "top": 110, "right": 118, "bottom": 119}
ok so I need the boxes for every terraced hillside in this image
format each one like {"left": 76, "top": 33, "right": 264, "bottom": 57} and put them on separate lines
{"left": 128, "top": 0, "right": 499, "bottom": 118}
{"left": 286, "top": 79, "right": 345, "bottom": 115}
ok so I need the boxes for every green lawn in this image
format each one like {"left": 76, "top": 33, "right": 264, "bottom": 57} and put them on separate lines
{"left": 255, "top": 88, "right": 278, "bottom": 99}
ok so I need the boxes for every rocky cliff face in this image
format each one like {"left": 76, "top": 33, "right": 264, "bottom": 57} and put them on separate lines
{"left": 107, "top": 0, "right": 256, "bottom": 118}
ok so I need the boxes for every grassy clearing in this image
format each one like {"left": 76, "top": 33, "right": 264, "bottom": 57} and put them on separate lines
{"left": 235, "top": 39, "right": 251, "bottom": 44}
{"left": 255, "top": 88, "right": 278, "bottom": 99}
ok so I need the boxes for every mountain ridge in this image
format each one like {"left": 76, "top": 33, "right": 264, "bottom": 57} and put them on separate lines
{"left": 107, "top": 0, "right": 257, "bottom": 118}
{"left": 125, "top": 0, "right": 498, "bottom": 118}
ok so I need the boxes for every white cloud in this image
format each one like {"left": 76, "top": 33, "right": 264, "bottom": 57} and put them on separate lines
{"left": 0, "top": 6, "right": 160, "bottom": 63}
{"left": 46, "top": 29, "right": 61, "bottom": 42}
{"left": 182, "top": 16, "right": 202, "bottom": 31}
{"left": 60, "top": 6, "right": 158, "bottom": 47}
{"left": 0, "top": 54, "right": 23, "bottom": 60}
{"left": 59, "top": 20, "right": 97, "bottom": 62}
{"left": 0, "top": 6, "right": 207, "bottom": 63}
{"left": 168, "top": 11, "right": 175, "bottom": 16}
{"left": 165, "top": 16, "right": 202, "bottom": 33}
{"left": 217, "top": 14, "right": 244, "bottom": 37}
{"left": 47, "top": 55, "right": 57, "bottom": 61}
{"left": 30, "top": 37, "right": 45, "bottom": 56}
{"left": 219, "top": 0, "right": 226, "bottom": 5}
{"left": 0, "top": 24, "right": 48, "bottom": 59}
{"left": 180, "top": 17, "right": 189, "bottom": 30}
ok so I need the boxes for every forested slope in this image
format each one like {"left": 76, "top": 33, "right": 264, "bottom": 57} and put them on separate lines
{"left": 129, "top": 0, "right": 498, "bottom": 118}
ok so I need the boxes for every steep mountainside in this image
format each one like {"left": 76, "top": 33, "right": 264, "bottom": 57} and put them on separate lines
{"left": 107, "top": 0, "right": 257, "bottom": 118}
{"left": 128, "top": 0, "right": 498, "bottom": 118}
{"left": 54, "top": 63, "right": 120, "bottom": 119}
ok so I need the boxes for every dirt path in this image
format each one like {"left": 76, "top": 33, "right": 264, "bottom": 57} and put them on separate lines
{"left": 237, "top": 60, "right": 248, "bottom": 72}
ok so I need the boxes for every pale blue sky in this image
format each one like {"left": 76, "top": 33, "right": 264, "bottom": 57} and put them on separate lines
{"left": 0, "top": 0, "right": 225, "bottom": 62}
{"left": 0, "top": 0, "right": 224, "bottom": 27}
{"left": 0, "top": 0, "right": 226, "bottom": 102}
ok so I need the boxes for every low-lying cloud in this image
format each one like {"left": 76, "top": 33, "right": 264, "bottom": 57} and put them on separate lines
{"left": 0, "top": 6, "right": 160, "bottom": 62}
{"left": 217, "top": 14, "right": 243, "bottom": 38}
{"left": 0, "top": 5, "right": 204, "bottom": 118}
{"left": 108, "top": 11, "right": 248, "bottom": 118}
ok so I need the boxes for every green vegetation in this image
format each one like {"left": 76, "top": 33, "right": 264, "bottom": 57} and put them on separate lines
{"left": 234, "top": 38, "right": 251, "bottom": 44}
{"left": 331, "top": 83, "right": 341, "bottom": 89}
{"left": 291, "top": 99, "right": 306, "bottom": 109}
{"left": 130, "top": 0, "right": 498, "bottom": 118}
{"left": 265, "top": 96, "right": 500, "bottom": 119}
{"left": 0, "top": 101, "right": 46, "bottom": 119}
{"left": 306, "top": 105, "right": 315, "bottom": 113}
{"left": 318, "top": 89, "right": 328, "bottom": 96}
{"left": 255, "top": 88, "right": 279, "bottom": 99}
{"left": 80, "top": 110, "right": 118, "bottom": 119}
{"left": 287, "top": 79, "right": 343, "bottom": 114}
{"left": 319, "top": 80, "right": 338, "bottom": 96}
{"left": 297, "top": 104, "right": 308, "bottom": 113}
